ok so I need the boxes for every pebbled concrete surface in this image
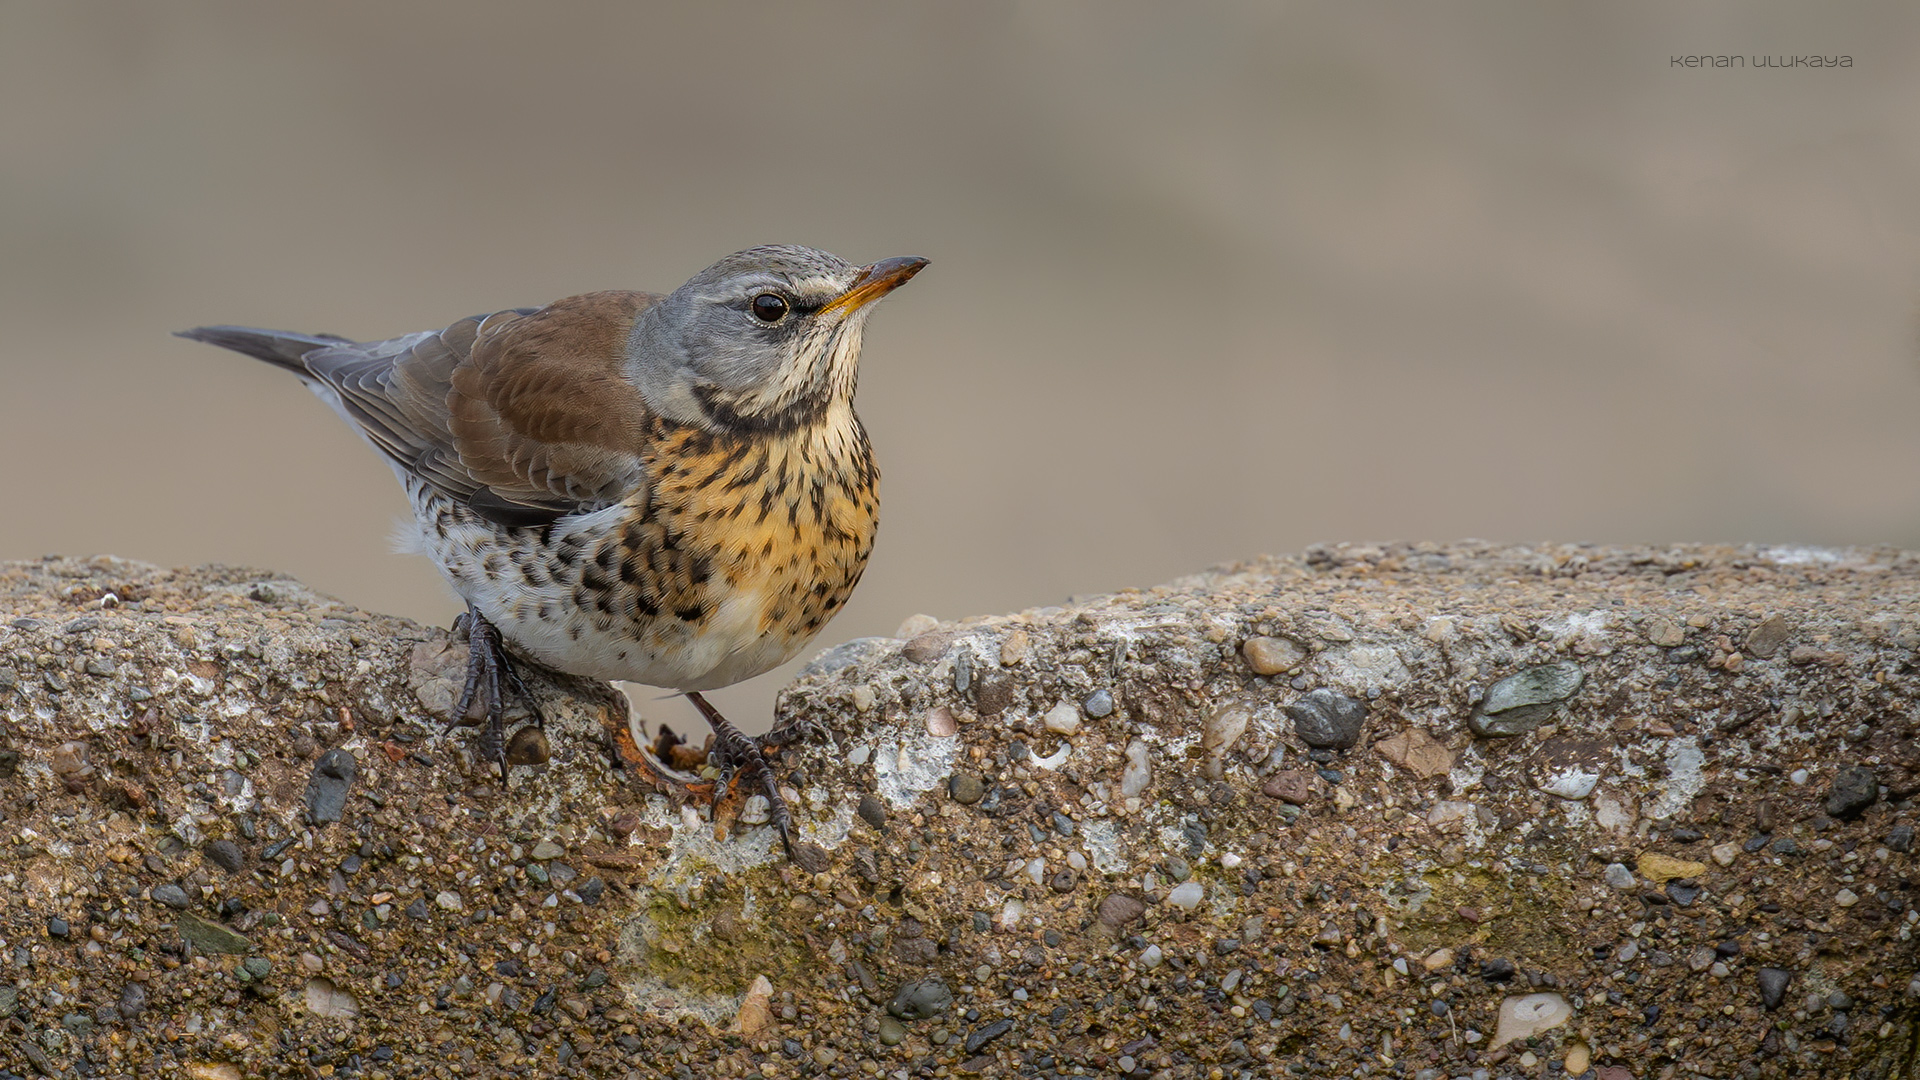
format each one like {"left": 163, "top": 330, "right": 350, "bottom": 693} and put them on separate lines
{"left": 0, "top": 543, "right": 1917, "bottom": 1079}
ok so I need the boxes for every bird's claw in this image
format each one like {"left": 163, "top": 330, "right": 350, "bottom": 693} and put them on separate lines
{"left": 449, "top": 606, "right": 541, "bottom": 781}
{"left": 686, "top": 692, "right": 799, "bottom": 856}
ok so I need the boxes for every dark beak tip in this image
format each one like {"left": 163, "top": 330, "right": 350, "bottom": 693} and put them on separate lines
{"left": 872, "top": 255, "right": 930, "bottom": 282}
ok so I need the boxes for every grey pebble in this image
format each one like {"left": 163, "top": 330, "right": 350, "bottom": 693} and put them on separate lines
{"left": 1051, "top": 812, "right": 1074, "bottom": 836}
{"left": 204, "top": 840, "right": 244, "bottom": 873}
{"left": 965, "top": 1018, "right": 1014, "bottom": 1054}
{"left": 878, "top": 1016, "right": 907, "bottom": 1046}
{"left": 116, "top": 982, "right": 145, "bottom": 1019}
{"left": 1162, "top": 855, "right": 1191, "bottom": 883}
{"left": 1745, "top": 615, "right": 1789, "bottom": 658}
{"left": 1083, "top": 688, "right": 1113, "bottom": 718}
{"left": 887, "top": 977, "right": 953, "bottom": 1020}
{"left": 1286, "top": 689, "right": 1366, "bottom": 749}
{"left": 0, "top": 985, "right": 15, "bottom": 1018}
{"left": 152, "top": 884, "right": 191, "bottom": 910}
{"left": 1470, "top": 662, "right": 1584, "bottom": 737}
{"left": 242, "top": 957, "right": 272, "bottom": 980}
{"left": 577, "top": 877, "right": 605, "bottom": 904}
{"left": 948, "top": 773, "right": 985, "bottom": 805}
{"left": 406, "top": 898, "right": 429, "bottom": 920}
{"left": 857, "top": 794, "right": 888, "bottom": 831}
{"left": 1824, "top": 765, "right": 1879, "bottom": 821}
{"left": 305, "top": 748, "right": 358, "bottom": 824}
{"left": 1758, "top": 967, "right": 1793, "bottom": 1010}
{"left": 1887, "top": 824, "right": 1914, "bottom": 853}
{"left": 46, "top": 917, "right": 68, "bottom": 939}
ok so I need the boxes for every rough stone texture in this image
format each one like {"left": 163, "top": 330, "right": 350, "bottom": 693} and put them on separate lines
{"left": 1, "top": 544, "right": 1919, "bottom": 1078}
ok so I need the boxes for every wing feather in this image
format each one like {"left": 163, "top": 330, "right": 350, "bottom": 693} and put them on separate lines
{"left": 298, "top": 292, "right": 661, "bottom": 524}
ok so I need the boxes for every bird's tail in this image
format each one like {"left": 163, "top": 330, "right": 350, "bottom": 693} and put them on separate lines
{"left": 174, "top": 325, "right": 355, "bottom": 376}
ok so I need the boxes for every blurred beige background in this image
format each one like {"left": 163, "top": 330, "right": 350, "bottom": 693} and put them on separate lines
{"left": 5, "top": 2, "right": 1919, "bottom": 735}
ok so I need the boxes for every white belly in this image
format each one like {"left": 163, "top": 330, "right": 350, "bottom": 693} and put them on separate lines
{"left": 399, "top": 485, "right": 804, "bottom": 691}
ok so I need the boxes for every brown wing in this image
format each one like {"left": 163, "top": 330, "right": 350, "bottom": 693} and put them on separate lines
{"left": 304, "top": 290, "right": 662, "bottom": 525}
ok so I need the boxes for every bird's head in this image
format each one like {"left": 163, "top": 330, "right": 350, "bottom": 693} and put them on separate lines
{"left": 627, "top": 244, "right": 927, "bottom": 432}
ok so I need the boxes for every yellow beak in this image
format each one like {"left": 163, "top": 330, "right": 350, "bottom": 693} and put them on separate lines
{"left": 818, "top": 256, "right": 930, "bottom": 318}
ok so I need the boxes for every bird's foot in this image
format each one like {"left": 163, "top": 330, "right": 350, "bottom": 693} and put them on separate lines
{"left": 686, "top": 692, "right": 798, "bottom": 855}
{"left": 450, "top": 607, "right": 546, "bottom": 781}
{"left": 759, "top": 714, "right": 824, "bottom": 751}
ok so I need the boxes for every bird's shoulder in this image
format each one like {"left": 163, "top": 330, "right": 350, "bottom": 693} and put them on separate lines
{"left": 329, "top": 289, "right": 668, "bottom": 525}
{"left": 452, "top": 290, "right": 664, "bottom": 451}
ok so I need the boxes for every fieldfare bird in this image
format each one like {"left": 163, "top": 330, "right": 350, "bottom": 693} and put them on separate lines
{"left": 179, "top": 245, "right": 927, "bottom": 853}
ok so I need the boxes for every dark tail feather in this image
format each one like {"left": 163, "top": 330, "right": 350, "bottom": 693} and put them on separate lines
{"left": 174, "top": 325, "right": 355, "bottom": 376}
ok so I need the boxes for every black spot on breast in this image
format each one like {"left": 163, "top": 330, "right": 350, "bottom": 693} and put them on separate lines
{"left": 674, "top": 604, "right": 705, "bottom": 623}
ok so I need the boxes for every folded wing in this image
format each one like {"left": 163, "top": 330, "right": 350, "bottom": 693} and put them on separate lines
{"left": 186, "top": 290, "right": 661, "bottom": 526}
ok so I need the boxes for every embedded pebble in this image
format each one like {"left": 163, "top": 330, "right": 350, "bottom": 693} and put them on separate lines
{"left": 926, "top": 706, "right": 957, "bottom": 737}
{"left": 888, "top": 977, "right": 953, "bottom": 1020}
{"left": 948, "top": 772, "right": 985, "bottom": 805}
{"left": 1538, "top": 768, "right": 1599, "bottom": 801}
{"left": 1166, "top": 881, "right": 1204, "bottom": 910}
{"left": 1120, "top": 740, "right": 1151, "bottom": 798}
{"left": 732, "top": 975, "right": 773, "bottom": 1036}
{"left": 304, "top": 748, "right": 358, "bottom": 824}
{"left": 1263, "top": 770, "right": 1314, "bottom": 805}
{"left": 1825, "top": 765, "right": 1879, "bottom": 820}
{"left": 204, "top": 840, "right": 244, "bottom": 873}
{"left": 1471, "top": 663, "right": 1584, "bottom": 737}
{"left": 1710, "top": 842, "right": 1739, "bottom": 867}
{"left": 1242, "top": 635, "right": 1306, "bottom": 675}
{"left": 1744, "top": 615, "right": 1789, "bottom": 658}
{"left": 152, "top": 884, "right": 191, "bottom": 910}
{"left": 1603, "top": 863, "right": 1636, "bottom": 890}
{"left": 1636, "top": 852, "right": 1707, "bottom": 882}
{"left": 1097, "top": 894, "right": 1145, "bottom": 930}
{"left": 1082, "top": 688, "right": 1113, "bottom": 718}
{"left": 1043, "top": 702, "right": 1081, "bottom": 736}
{"left": 50, "top": 740, "right": 89, "bottom": 777}
{"left": 1285, "top": 689, "right": 1365, "bottom": 749}
{"left": 1140, "top": 945, "right": 1163, "bottom": 968}
{"left": 1758, "top": 967, "right": 1793, "bottom": 1010}
{"left": 1490, "top": 993, "right": 1571, "bottom": 1048}
{"left": 999, "top": 629, "right": 1031, "bottom": 666}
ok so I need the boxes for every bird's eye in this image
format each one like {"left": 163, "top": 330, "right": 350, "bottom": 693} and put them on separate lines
{"left": 751, "top": 293, "right": 789, "bottom": 322}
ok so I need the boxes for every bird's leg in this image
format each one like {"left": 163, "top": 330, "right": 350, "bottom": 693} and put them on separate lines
{"left": 685, "top": 691, "right": 796, "bottom": 854}
{"left": 449, "top": 606, "right": 540, "bottom": 781}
